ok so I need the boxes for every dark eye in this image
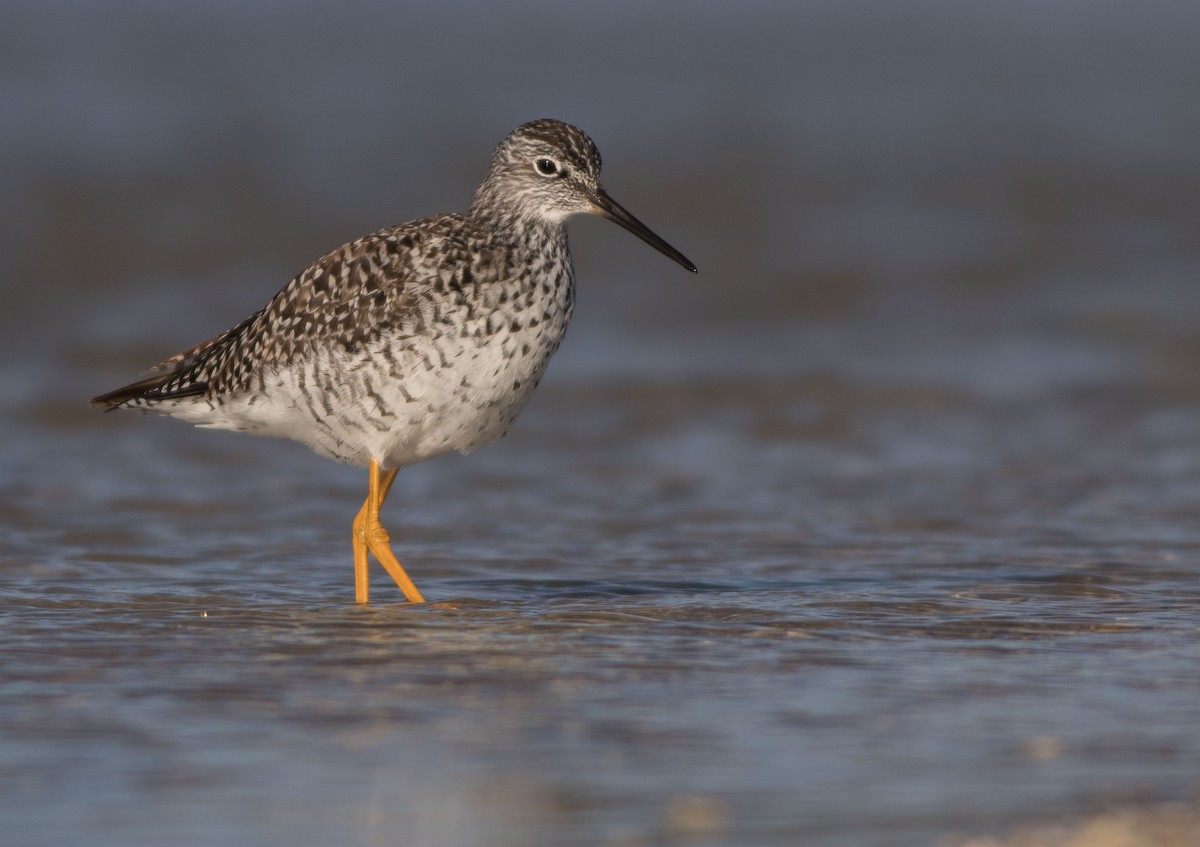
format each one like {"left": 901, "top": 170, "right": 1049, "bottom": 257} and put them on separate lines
{"left": 535, "top": 158, "right": 559, "bottom": 176}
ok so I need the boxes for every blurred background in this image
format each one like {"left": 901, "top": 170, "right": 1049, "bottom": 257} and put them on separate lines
{"left": 2, "top": 2, "right": 1199, "bottom": 846}
{"left": 4, "top": 0, "right": 1197, "bottom": 401}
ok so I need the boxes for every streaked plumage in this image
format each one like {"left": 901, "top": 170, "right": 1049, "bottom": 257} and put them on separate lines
{"left": 92, "top": 118, "right": 695, "bottom": 603}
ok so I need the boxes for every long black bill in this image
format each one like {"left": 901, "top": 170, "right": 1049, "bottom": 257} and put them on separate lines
{"left": 592, "top": 189, "right": 697, "bottom": 273}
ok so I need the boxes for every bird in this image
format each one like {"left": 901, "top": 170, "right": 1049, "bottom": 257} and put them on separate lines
{"left": 91, "top": 118, "right": 696, "bottom": 604}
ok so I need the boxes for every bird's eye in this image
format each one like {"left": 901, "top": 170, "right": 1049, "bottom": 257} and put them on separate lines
{"left": 535, "top": 158, "right": 559, "bottom": 176}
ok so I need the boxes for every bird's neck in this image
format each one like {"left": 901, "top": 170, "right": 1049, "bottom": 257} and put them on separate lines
{"left": 465, "top": 200, "right": 568, "bottom": 256}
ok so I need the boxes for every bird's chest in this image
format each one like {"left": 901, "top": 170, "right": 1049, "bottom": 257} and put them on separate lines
{"left": 438, "top": 265, "right": 575, "bottom": 404}
{"left": 366, "top": 262, "right": 575, "bottom": 464}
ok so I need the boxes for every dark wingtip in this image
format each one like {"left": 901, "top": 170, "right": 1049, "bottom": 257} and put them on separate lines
{"left": 90, "top": 374, "right": 208, "bottom": 409}
{"left": 89, "top": 388, "right": 135, "bottom": 410}
{"left": 90, "top": 396, "right": 120, "bottom": 411}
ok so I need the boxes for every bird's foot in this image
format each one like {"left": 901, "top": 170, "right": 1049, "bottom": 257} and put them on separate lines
{"left": 363, "top": 519, "right": 426, "bottom": 605}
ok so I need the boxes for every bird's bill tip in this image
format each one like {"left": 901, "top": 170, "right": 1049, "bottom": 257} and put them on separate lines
{"left": 591, "top": 191, "right": 697, "bottom": 273}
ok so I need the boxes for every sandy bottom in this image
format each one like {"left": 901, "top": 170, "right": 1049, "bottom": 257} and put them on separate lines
{"left": 948, "top": 804, "right": 1200, "bottom": 847}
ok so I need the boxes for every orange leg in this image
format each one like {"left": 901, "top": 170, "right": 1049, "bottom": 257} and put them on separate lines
{"left": 351, "top": 459, "right": 425, "bottom": 604}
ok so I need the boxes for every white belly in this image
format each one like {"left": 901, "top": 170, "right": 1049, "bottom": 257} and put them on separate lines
{"left": 161, "top": 308, "right": 569, "bottom": 470}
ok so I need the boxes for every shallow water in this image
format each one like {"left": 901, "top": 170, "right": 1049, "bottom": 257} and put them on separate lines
{"left": 3, "top": 2, "right": 1200, "bottom": 846}
{"left": 6, "top": 381, "right": 1200, "bottom": 846}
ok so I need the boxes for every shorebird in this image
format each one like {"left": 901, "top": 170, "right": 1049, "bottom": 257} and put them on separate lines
{"left": 91, "top": 119, "right": 696, "bottom": 603}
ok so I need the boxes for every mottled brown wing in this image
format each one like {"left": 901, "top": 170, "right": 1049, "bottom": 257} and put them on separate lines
{"left": 90, "top": 215, "right": 464, "bottom": 409}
